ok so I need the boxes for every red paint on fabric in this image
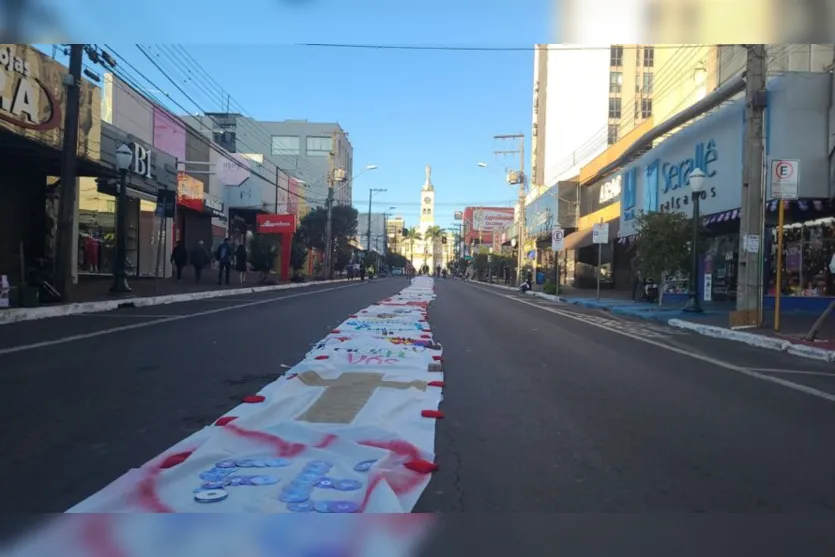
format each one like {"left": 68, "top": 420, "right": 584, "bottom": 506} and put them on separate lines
{"left": 421, "top": 409, "right": 444, "bottom": 419}
{"left": 224, "top": 423, "right": 306, "bottom": 457}
{"left": 428, "top": 380, "right": 444, "bottom": 387}
{"left": 215, "top": 416, "right": 238, "bottom": 426}
{"left": 404, "top": 459, "right": 439, "bottom": 473}
{"left": 242, "top": 395, "right": 265, "bottom": 403}
{"left": 432, "top": 355, "right": 443, "bottom": 361}
{"left": 135, "top": 469, "right": 174, "bottom": 513}
{"left": 314, "top": 433, "right": 338, "bottom": 449}
{"left": 356, "top": 438, "right": 434, "bottom": 509}
{"left": 80, "top": 514, "right": 126, "bottom": 557}
{"left": 331, "top": 329, "right": 341, "bottom": 333}
{"left": 314, "top": 355, "right": 329, "bottom": 360}
{"left": 158, "top": 450, "right": 194, "bottom": 469}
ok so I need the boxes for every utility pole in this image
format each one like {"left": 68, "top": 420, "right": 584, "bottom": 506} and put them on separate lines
{"left": 324, "top": 131, "right": 336, "bottom": 279}
{"left": 736, "top": 45, "right": 767, "bottom": 325}
{"left": 494, "top": 134, "right": 526, "bottom": 286}
{"left": 54, "top": 44, "right": 84, "bottom": 301}
{"left": 367, "top": 188, "right": 386, "bottom": 255}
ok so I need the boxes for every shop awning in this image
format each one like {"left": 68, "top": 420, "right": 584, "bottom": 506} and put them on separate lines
{"left": 0, "top": 128, "right": 115, "bottom": 178}
{"left": 563, "top": 219, "right": 620, "bottom": 251}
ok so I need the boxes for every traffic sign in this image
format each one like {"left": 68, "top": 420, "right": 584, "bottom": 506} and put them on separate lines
{"left": 551, "top": 227, "right": 564, "bottom": 251}
{"left": 592, "top": 222, "right": 609, "bottom": 244}
{"left": 770, "top": 159, "right": 799, "bottom": 199}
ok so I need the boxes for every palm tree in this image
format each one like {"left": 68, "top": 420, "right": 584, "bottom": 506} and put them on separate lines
{"left": 405, "top": 227, "right": 422, "bottom": 264}
{"left": 424, "top": 225, "right": 445, "bottom": 271}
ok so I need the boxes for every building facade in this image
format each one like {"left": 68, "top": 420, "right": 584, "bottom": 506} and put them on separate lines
{"left": 183, "top": 114, "right": 353, "bottom": 208}
{"left": 618, "top": 71, "right": 834, "bottom": 310}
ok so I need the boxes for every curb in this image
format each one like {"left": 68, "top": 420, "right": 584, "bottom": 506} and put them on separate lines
{"left": 0, "top": 279, "right": 352, "bottom": 326}
{"left": 668, "top": 318, "right": 835, "bottom": 363}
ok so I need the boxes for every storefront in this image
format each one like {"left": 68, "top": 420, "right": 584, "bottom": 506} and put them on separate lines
{"left": 256, "top": 213, "right": 296, "bottom": 281}
{"left": 175, "top": 172, "right": 213, "bottom": 251}
{"left": 82, "top": 124, "right": 178, "bottom": 278}
{"left": 0, "top": 44, "right": 106, "bottom": 290}
{"left": 618, "top": 71, "right": 832, "bottom": 309}
{"left": 204, "top": 193, "right": 228, "bottom": 253}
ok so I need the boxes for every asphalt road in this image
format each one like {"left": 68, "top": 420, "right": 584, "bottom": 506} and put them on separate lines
{"left": 4, "top": 275, "right": 835, "bottom": 519}
{"left": 415, "top": 279, "right": 835, "bottom": 513}
{"left": 0, "top": 279, "right": 406, "bottom": 513}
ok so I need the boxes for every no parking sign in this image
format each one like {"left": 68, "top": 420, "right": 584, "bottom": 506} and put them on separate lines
{"left": 770, "top": 159, "right": 799, "bottom": 199}
{"left": 551, "top": 227, "right": 564, "bottom": 251}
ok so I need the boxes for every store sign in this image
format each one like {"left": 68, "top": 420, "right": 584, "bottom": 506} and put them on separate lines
{"left": 203, "top": 196, "right": 225, "bottom": 217}
{"left": 0, "top": 45, "right": 61, "bottom": 131}
{"left": 257, "top": 213, "right": 296, "bottom": 234}
{"left": 622, "top": 167, "right": 638, "bottom": 222}
{"left": 132, "top": 143, "right": 153, "bottom": 179}
{"left": 599, "top": 174, "right": 622, "bottom": 204}
{"left": 660, "top": 139, "right": 718, "bottom": 193}
{"left": 177, "top": 172, "right": 204, "bottom": 212}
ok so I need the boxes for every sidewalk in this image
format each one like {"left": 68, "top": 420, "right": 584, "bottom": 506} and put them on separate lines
{"left": 0, "top": 274, "right": 350, "bottom": 326}
{"left": 472, "top": 280, "right": 835, "bottom": 363}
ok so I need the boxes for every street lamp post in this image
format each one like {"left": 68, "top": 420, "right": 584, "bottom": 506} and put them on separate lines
{"left": 111, "top": 144, "right": 133, "bottom": 293}
{"left": 683, "top": 168, "right": 706, "bottom": 313}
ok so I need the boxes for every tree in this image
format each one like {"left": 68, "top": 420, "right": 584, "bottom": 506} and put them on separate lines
{"left": 296, "top": 205, "right": 359, "bottom": 275}
{"left": 386, "top": 251, "right": 409, "bottom": 269}
{"left": 248, "top": 234, "right": 279, "bottom": 284}
{"left": 633, "top": 211, "right": 701, "bottom": 308}
{"left": 404, "top": 227, "right": 422, "bottom": 262}
{"left": 289, "top": 236, "right": 308, "bottom": 281}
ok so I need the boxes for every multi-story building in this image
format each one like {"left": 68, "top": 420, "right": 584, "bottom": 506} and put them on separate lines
{"left": 386, "top": 215, "right": 405, "bottom": 255}
{"left": 182, "top": 115, "right": 354, "bottom": 208}
{"left": 357, "top": 213, "right": 387, "bottom": 254}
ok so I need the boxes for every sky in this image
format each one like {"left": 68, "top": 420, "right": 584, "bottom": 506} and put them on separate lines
{"left": 35, "top": 0, "right": 555, "bottom": 230}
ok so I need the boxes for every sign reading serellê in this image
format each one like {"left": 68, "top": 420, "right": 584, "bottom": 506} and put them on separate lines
{"left": 257, "top": 214, "right": 296, "bottom": 234}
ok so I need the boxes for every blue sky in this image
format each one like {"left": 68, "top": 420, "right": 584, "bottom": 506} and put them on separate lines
{"left": 38, "top": 0, "right": 554, "bottom": 230}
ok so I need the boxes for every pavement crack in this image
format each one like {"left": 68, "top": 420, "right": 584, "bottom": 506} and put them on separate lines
{"left": 444, "top": 431, "right": 466, "bottom": 512}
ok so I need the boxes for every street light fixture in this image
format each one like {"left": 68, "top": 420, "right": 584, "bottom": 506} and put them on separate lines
{"left": 325, "top": 164, "right": 378, "bottom": 279}
{"left": 683, "top": 168, "right": 706, "bottom": 313}
{"left": 110, "top": 143, "right": 133, "bottom": 293}
{"left": 477, "top": 162, "right": 488, "bottom": 168}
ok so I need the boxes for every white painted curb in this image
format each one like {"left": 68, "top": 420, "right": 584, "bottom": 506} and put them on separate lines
{"left": 0, "top": 279, "right": 352, "bottom": 326}
{"left": 668, "top": 318, "right": 835, "bottom": 362}
{"left": 466, "top": 280, "right": 566, "bottom": 302}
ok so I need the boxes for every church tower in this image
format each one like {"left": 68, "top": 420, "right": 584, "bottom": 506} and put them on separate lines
{"left": 419, "top": 164, "right": 434, "bottom": 236}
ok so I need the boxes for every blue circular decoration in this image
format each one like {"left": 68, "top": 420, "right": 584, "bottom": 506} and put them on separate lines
{"left": 333, "top": 479, "right": 363, "bottom": 492}
{"left": 313, "top": 501, "right": 332, "bottom": 513}
{"left": 353, "top": 460, "right": 377, "bottom": 472}
{"left": 315, "top": 478, "right": 335, "bottom": 489}
{"left": 327, "top": 501, "right": 360, "bottom": 513}
{"left": 226, "top": 476, "right": 252, "bottom": 487}
{"left": 194, "top": 489, "right": 228, "bottom": 503}
{"left": 279, "top": 491, "right": 310, "bottom": 504}
{"left": 236, "top": 459, "right": 257, "bottom": 468}
{"left": 297, "top": 471, "right": 322, "bottom": 482}
{"left": 200, "top": 480, "right": 228, "bottom": 490}
{"left": 215, "top": 460, "right": 238, "bottom": 469}
{"left": 263, "top": 458, "right": 292, "bottom": 468}
{"left": 282, "top": 482, "right": 312, "bottom": 495}
{"left": 248, "top": 475, "right": 280, "bottom": 486}
{"left": 286, "top": 501, "right": 315, "bottom": 513}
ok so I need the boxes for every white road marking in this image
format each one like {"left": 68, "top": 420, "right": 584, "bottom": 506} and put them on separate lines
{"left": 0, "top": 283, "right": 362, "bottom": 357}
{"left": 468, "top": 284, "right": 835, "bottom": 404}
{"left": 71, "top": 313, "right": 185, "bottom": 318}
{"left": 748, "top": 368, "right": 835, "bottom": 377}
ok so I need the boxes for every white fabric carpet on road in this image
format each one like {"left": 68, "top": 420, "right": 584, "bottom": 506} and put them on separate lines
{"left": 3, "top": 278, "right": 441, "bottom": 557}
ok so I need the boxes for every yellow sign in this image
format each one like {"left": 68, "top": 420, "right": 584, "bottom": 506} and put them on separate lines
{"left": 0, "top": 44, "right": 101, "bottom": 159}
{"left": 578, "top": 202, "right": 621, "bottom": 230}
{"left": 177, "top": 172, "right": 204, "bottom": 210}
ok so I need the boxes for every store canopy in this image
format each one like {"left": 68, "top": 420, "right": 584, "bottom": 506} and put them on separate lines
{"left": 0, "top": 128, "right": 114, "bottom": 178}
{"left": 563, "top": 219, "right": 620, "bottom": 251}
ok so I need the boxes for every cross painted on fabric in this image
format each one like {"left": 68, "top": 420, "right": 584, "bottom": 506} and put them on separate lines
{"left": 295, "top": 371, "right": 428, "bottom": 424}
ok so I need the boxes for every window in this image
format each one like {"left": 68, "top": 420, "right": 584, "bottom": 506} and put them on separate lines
{"left": 641, "top": 98, "right": 653, "bottom": 118}
{"left": 643, "top": 46, "right": 654, "bottom": 67}
{"left": 608, "top": 98, "right": 621, "bottom": 119}
{"left": 635, "top": 100, "right": 640, "bottom": 119}
{"left": 607, "top": 124, "right": 619, "bottom": 145}
{"left": 306, "top": 136, "right": 332, "bottom": 156}
{"left": 609, "top": 71, "right": 623, "bottom": 94}
{"left": 642, "top": 72, "right": 654, "bottom": 93}
{"left": 271, "top": 135, "right": 300, "bottom": 155}
{"left": 610, "top": 45, "right": 623, "bottom": 67}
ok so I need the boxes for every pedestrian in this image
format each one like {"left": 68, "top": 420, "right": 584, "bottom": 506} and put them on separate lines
{"left": 170, "top": 241, "right": 187, "bottom": 281}
{"left": 215, "top": 237, "right": 232, "bottom": 285}
{"left": 359, "top": 265, "right": 366, "bottom": 282}
{"left": 190, "top": 240, "right": 210, "bottom": 284}
{"left": 235, "top": 242, "right": 248, "bottom": 284}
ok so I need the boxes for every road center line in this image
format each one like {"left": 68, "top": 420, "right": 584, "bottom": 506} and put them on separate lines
{"left": 467, "top": 283, "right": 835, "bottom": 404}
{"left": 747, "top": 368, "right": 835, "bottom": 377}
{"left": 0, "top": 283, "right": 362, "bottom": 357}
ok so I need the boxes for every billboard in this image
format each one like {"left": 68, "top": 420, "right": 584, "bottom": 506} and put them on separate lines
{"left": 257, "top": 213, "right": 296, "bottom": 234}
{"left": 472, "top": 208, "right": 514, "bottom": 231}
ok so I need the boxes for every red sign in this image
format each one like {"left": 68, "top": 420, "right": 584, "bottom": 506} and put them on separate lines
{"left": 257, "top": 213, "right": 296, "bottom": 234}
{"left": 177, "top": 172, "right": 204, "bottom": 212}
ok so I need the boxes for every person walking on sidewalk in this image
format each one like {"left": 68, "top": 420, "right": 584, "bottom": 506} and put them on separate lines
{"left": 170, "top": 241, "right": 188, "bottom": 281}
{"left": 216, "top": 237, "right": 232, "bottom": 286}
{"left": 630, "top": 255, "right": 641, "bottom": 302}
{"left": 235, "top": 242, "right": 248, "bottom": 284}
{"left": 190, "top": 241, "right": 210, "bottom": 284}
